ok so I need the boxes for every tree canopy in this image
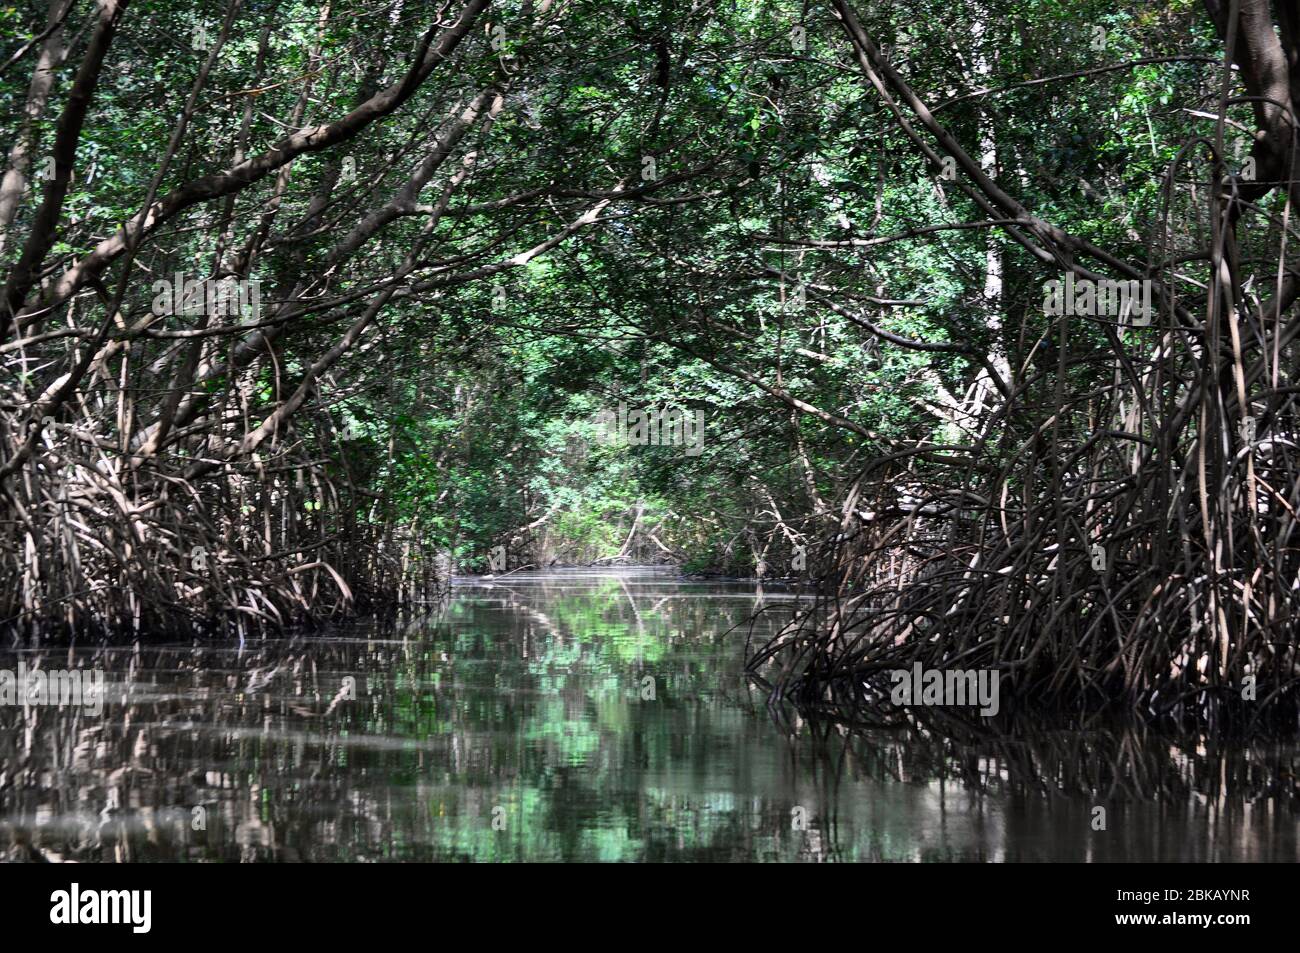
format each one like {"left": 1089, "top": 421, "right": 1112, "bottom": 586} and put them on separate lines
{"left": 2, "top": 0, "right": 1298, "bottom": 723}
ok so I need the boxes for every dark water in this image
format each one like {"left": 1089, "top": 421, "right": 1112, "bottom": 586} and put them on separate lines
{"left": 1, "top": 568, "right": 1296, "bottom": 862}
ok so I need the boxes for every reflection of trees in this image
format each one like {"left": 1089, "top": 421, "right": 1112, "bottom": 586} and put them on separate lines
{"left": 767, "top": 710, "right": 1300, "bottom": 862}
{"left": 3, "top": 573, "right": 1295, "bottom": 862}
{"left": 0, "top": 636, "right": 451, "bottom": 861}
{"left": 0, "top": 577, "right": 783, "bottom": 862}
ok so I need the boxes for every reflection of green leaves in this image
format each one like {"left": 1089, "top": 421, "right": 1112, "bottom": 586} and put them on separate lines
{"left": 331, "top": 583, "right": 772, "bottom": 860}
{"left": 525, "top": 699, "right": 600, "bottom": 766}
{"left": 542, "top": 582, "right": 670, "bottom": 668}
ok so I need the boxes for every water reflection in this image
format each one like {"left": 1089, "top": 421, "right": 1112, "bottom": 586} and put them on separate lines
{"left": 1, "top": 568, "right": 1296, "bottom": 861}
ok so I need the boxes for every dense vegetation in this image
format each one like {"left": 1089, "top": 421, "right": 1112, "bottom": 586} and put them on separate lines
{"left": 3, "top": 0, "right": 1298, "bottom": 724}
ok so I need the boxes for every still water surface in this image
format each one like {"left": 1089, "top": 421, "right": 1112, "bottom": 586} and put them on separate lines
{"left": 1, "top": 568, "right": 1296, "bottom": 861}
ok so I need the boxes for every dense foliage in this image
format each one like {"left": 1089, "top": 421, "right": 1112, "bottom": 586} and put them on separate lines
{"left": 3, "top": 0, "right": 1298, "bottom": 724}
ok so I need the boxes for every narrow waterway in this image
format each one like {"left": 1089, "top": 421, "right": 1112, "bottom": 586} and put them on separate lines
{"left": 1, "top": 568, "right": 1295, "bottom": 861}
